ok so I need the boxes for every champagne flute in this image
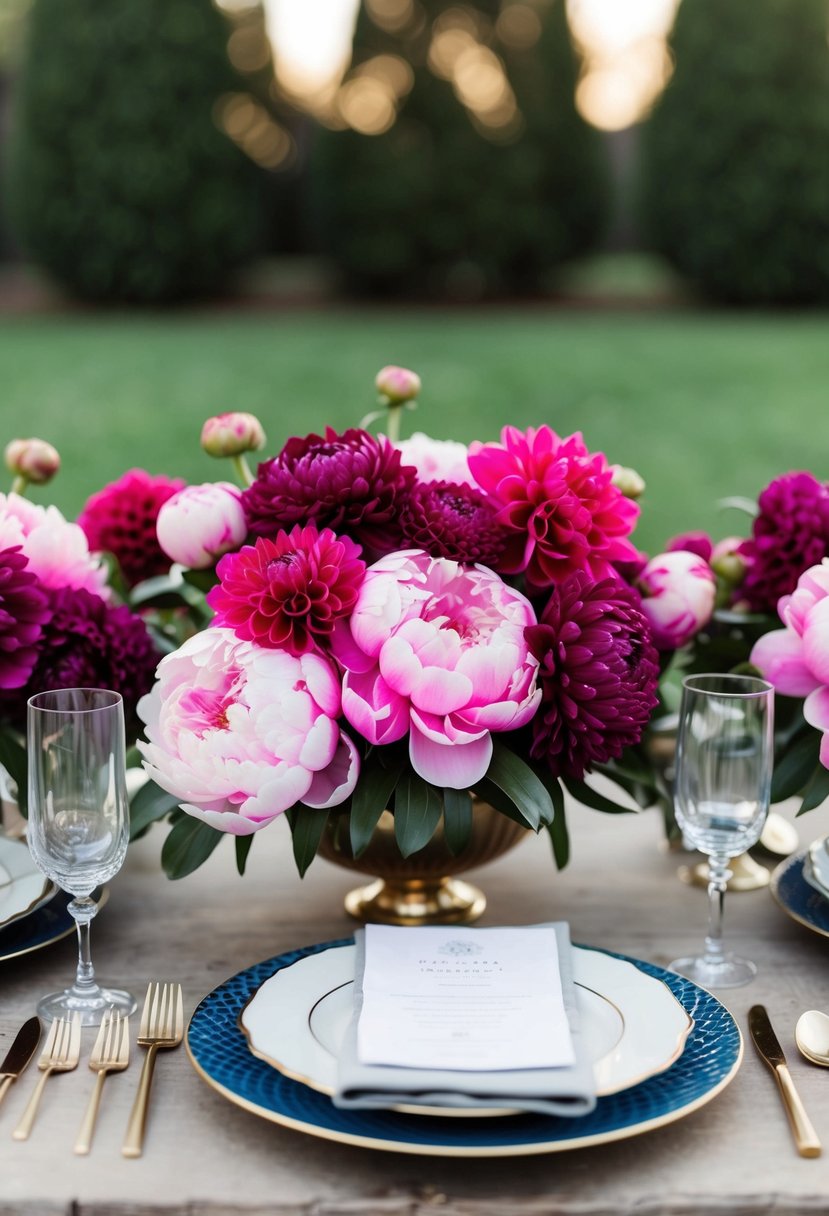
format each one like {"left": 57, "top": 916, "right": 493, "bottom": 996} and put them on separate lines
{"left": 27, "top": 688, "right": 136, "bottom": 1025}
{"left": 669, "top": 673, "right": 774, "bottom": 988}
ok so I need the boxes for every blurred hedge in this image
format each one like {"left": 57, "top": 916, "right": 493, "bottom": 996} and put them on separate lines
{"left": 314, "top": 0, "right": 608, "bottom": 299}
{"left": 6, "top": 0, "right": 264, "bottom": 302}
{"left": 641, "top": 0, "right": 829, "bottom": 305}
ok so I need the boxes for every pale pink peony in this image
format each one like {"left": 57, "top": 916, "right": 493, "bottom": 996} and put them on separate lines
{"left": 156, "top": 482, "right": 247, "bottom": 570}
{"left": 637, "top": 550, "right": 716, "bottom": 650}
{"left": 333, "top": 550, "right": 540, "bottom": 789}
{"left": 750, "top": 559, "right": 829, "bottom": 699}
{"left": 137, "top": 627, "right": 359, "bottom": 835}
{"left": 395, "top": 433, "right": 475, "bottom": 486}
{"left": 0, "top": 493, "right": 108, "bottom": 599}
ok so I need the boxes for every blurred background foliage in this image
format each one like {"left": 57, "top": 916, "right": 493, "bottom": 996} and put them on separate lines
{"left": 0, "top": 0, "right": 828, "bottom": 305}
{"left": 642, "top": 0, "right": 829, "bottom": 305}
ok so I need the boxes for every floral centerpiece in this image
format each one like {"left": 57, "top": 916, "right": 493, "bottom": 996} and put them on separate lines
{"left": 119, "top": 367, "right": 704, "bottom": 889}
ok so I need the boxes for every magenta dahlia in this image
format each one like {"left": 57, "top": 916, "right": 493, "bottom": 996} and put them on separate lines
{"left": 0, "top": 546, "right": 51, "bottom": 690}
{"left": 241, "top": 427, "right": 415, "bottom": 556}
{"left": 399, "top": 481, "right": 509, "bottom": 568}
{"left": 740, "top": 472, "right": 829, "bottom": 613}
{"left": 78, "top": 468, "right": 185, "bottom": 587}
{"left": 525, "top": 571, "right": 659, "bottom": 779}
{"left": 207, "top": 526, "right": 365, "bottom": 656}
{"left": 468, "top": 426, "right": 640, "bottom": 594}
{"left": 11, "top": 586, "right": 160, "bottom": 734}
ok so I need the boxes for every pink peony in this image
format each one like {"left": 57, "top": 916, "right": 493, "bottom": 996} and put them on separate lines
{"left": 467, "top": 425, "right": 640, "bottom": 593}
{"left": 5, "top": 438, "right": 60, "bottom": 485}
{"left": 138, "top": 627, "right": 359, "bottom": 835}
{"left": 0, "top": 493, "right": 108, "bottom": 599}
{"left": 637, "top": 550, "right": 716, "bottom": 650}
{"left": 751, "top": 560, "right": 829, "bottom": 698}
{"left": 333, "top": 550, "right": 540, "bottom": 789}
{"left": 156, "top": 482, "right": 247, "bottom": 570}
{"left": 395, "top": 433, "right": 475, "bottom": 486}
{"left": 78, "top": 468, "right": 185, "bottom": 587}
{"left": 208, "top": 526, "right": 365, "bottom": 656}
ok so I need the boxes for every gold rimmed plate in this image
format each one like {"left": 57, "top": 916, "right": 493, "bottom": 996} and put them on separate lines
{"left": 771, "top": 844, "right": 829, "bottom": 940}
{"left": 186, "top": 939, "right": 741, "bottom": 1157}
{"left": 0, "top": 836, "right": 56, "bottom": 931}
{"left": 0, "top": 886, "right": 108, "bottom": 963}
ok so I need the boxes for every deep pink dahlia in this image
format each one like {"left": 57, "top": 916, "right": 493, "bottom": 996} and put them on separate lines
{"left": 525, "top": 572, "right": 659, "bottom": 779}
{"left": 78, "top": 468, "right": 185, "bottom": 587}
{"left": 740, "top": 472, "right": 829, "bottom": 613}
{"left": 399, "top": 481, "right": 509, "bottom": 568}
{"left": 241, "top": 428, "right": 415, "bottom": 556}
{"left": 468, "top": 426, "right": 640, "bottom": 594}
{"left": 207, "top": 526, "right": 365, "bottom": 656}
{"left": 0, "top": 546, "right": 51, "bottom": 690}
{"left": 666, "top": 531, "right": 714, "bottom": 562}
{"left": 9, "top": 586, "right": 161, "bottom": 735}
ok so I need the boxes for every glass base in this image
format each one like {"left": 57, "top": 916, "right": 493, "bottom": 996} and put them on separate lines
{"left": 669, "top": 953, "right": 757, "bottom": 990}
{"left": 37, "top": 985, "right": 137, "bottom": 1027}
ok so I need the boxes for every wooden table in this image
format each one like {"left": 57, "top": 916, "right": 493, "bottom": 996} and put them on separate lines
{"left": 3, "top": 797, "right": 829, "bottom": 1216}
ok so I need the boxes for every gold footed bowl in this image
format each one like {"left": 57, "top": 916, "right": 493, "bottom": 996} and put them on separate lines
{"left": 317, "top": 803, "right": 528, "bottom": 926}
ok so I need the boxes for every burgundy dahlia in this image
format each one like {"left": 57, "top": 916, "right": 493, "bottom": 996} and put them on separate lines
{"left": 0, "top": 546, "right": 51, "bottom": 690}
{"left": 208, "top": 526, "right": 365, "bottom": 656}
{"left": 13, "top": 586, "right": 160, "bottom": 735}
{"left": 242, "top": 427, "right": 415, "bottom": 556}
{"left": 399, "top": 481, "right": 509, "bottom": 568}
{"left": 525, "top": 572, "right": 659, "bottom": 779}
{"left": 78, "top": 468, "right": 185, "bottom": 587}
{"left": 740, "top": 472, "right": 829, "bottom": 613}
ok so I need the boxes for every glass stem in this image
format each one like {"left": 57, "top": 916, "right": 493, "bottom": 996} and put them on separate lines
{"left": 69, "top": 896, "right": 100, "bottom": 997}
{"left": 703, "top": 854, "right": 732, "bottom": 968}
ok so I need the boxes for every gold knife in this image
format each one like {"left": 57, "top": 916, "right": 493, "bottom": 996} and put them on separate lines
{"left": 749, "top": 1005, "right": 821, "bottom": 1158}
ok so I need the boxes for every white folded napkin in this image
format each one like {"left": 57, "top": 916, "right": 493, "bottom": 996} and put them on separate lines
{"left": 333, "top": 922, "right": 597, "bottom": 1116}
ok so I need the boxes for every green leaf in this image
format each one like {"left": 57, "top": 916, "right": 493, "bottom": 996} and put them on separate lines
{"left": 797, "top": 764, "right": 829, "bottom": 816}
{"left": 443, "top": 787, "right": 473, "bottom": 856}
{"left": 235, "top": 835, "right": 254, "bottom": 875}
{"left": 393, "top": 771, "right": 443, "bottom": 858}
{"left": 545, "top": 810, "right": 570, "bottom": 870}
{"left": 562, "top": 776, "right": 638, "bottom": 815}
{"left": 482, "top": 741, "right": 555, "bottom": 830}
{"left": 285, "top": 805, "right": 329, "bottom": 877}
{"left": 161, "top": 816, "right": 223, "bottom": 879}
{"left": 471, "top": 777, "right": 535, "bottom": 829}
{"left": 129, "top": 779, "right": 181, "bottom": 840}
{"left": 771, "top": 730, "right": 821, "bottom": 802}
{"left": 0, "top": 729, "right": 27, "bottom": 815}
{"left": 350, "top": 750, "right": 404, "bottom": 857}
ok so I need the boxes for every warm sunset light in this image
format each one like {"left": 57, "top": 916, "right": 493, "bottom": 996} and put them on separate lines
{"left": 251, "top": 0, "right": 678, "bottom": 130}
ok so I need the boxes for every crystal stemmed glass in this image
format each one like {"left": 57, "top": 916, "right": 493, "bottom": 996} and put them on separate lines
{"left": 669, "top": 673, "right": 774, "bottom": 988}
{"left": 26, "top": 688, "right": 137, "bottom": 1025}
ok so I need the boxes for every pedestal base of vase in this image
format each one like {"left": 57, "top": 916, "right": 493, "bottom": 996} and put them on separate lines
{"left": 678, "top": 852, "right": 770, "bottom": 892}
{"left": 343, "top": 875, "right": 487, "bottom": 926}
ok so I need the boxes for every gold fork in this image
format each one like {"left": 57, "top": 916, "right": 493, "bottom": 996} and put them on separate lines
{"left": 13, "top": 1014, "right": 81, "bottom": 1140}
{"left": 74, "top": 1010, "right": 130, "bottom": 1155}
{"left": 122, "top": 982, "right": 183, "bottom": 1158}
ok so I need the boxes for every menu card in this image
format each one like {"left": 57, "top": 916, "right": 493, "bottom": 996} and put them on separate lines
{"left": 357, "top": 924, "right": 575, "bottom": 1072}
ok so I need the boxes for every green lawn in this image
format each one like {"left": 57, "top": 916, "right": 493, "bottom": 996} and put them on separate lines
{"left": 1, "top": 306, "right": 827, "bottom": 555}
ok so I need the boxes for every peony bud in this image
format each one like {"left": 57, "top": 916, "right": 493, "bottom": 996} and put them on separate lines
{"left": 5, "top": 437, "right": 60, "bottom": 486}
{"left": 637, "top": 550, "right": 716, "bottom": 650}
{"left": 665, "top": 531, "right": 713, "bottom": 563}
{"left": 156, "top": 482, "right": 247, "bottom": 570}
{"left": 610, "top": 465, "right": 646, "bottom": 500}
{"left": 201, "top": 413, "right": 266, "bottom": 459}
{"left": 710, "top": 536, "right": 748, "bottom": 585}
{"left": 375, "top": 365, "right": 422, "bottom": 405}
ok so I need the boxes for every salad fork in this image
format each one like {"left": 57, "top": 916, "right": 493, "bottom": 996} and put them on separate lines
{"left": 122, "top": 982, "right": 183, "bottom": 1158}
{"left": 75, "top": 1010, "right": 130, "bottom": 1155}
{"left": 13, "top": 1013, "right": 81, "bottom": 1140}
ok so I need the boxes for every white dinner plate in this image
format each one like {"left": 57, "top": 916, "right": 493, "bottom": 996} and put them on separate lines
{"left": 0, "top": 836, "right": 54, "bottom": 931}
{"left": 240, "top": 942, "right": 693, "bottom": 1112}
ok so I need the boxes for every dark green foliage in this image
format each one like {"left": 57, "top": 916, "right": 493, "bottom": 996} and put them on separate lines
{"left": 315, "top": 0, "right": 608, "bottom": 298}
{"left": 641, "top": 0, "right": 829, "bottom": 305}
{"left": 7, "top": 0, "right": 264, "bottom": 302}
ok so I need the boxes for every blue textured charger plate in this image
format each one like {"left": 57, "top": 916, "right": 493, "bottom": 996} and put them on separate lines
{"left": 771, "top": 848, "right": 829, "bottom": 939}
{"left": 186, "top": 939, "right": 742, "bottom": 1156}
{"left": 0, "top": 890, "right": 75, "bottom": 962}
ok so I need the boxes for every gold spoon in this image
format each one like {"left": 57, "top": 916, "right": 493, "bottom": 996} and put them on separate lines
{"left": 795, "top": 1010, "right": 829, "bottom": 1067}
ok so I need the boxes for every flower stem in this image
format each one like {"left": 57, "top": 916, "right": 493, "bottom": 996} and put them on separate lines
{"left": 10, "top": 475, "right": 28, "bottom": 496}
{"left": 231, "top": 454, "right": 254, "bottom": 488}
{"left": 385, "top": 402, "right": 404, "bottom": 445}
